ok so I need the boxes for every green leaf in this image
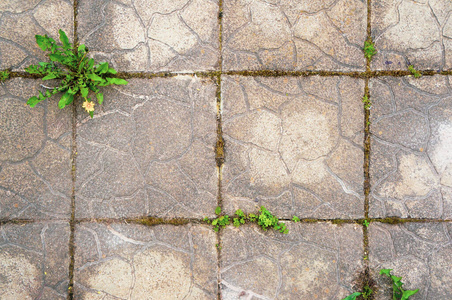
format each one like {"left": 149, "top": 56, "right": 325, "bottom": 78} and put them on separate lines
{"left": 96, "top": 62, "right": 109, "bottom": 74}
{"left": 27, "top": 96, "right": 41, "bottom": 107}
{"left": 42, "top": 73, "right": 58, "bottom": 80}
{"left": 380, "top": 269, "right": 393, "bottom": 276}
{"left": 81, "top": 87, "right": 89, "bottom": 98}
{"left": 211, "top": 219, "right": 218, "bottom": 226}
{"left": 341, "top": 292, "right": 362, "bottom": 300}
{"left": 35, "top": 35, "right": 48, "bottom": 51}
{"left": 89, "top": 111, "right": 94, "bottom": 118}
{"left": 78, "top": 44, "right": 86, "bottom": 53}
{"left": 59, "top": 29, "right": 70, "bottom": 49}
{"left": 215, "top": 206, "right": 221, "bottom": 215}
{"left": 107, "top": 67, "right": 117, "bottom": 74}
{"left": 49, "top": 53, "right": 66, "bottom": 63}
{"left": 87, "top": 58, "right": 94, "bottom": 69}
{"left": 58, "top": 91, "right": 74, "bottom": 109}
{"left": 106, "top": 77, "right": 128, "bottom": 85}
{"left": 401, "top": 289, "right": 419, "bottom": 300}
{"left": 86, "top": 73, "right": 104, "bottom": 82}
{"left": 96, "top": 92, "right": 104, "bottom": 104}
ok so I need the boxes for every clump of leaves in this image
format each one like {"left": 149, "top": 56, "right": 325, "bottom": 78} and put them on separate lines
{"left": 364, "top": 40, "right": 377, "bottom": 61}
{"left": 292, "top": 216, "right": 300, "bottom": 222}
{"left": 408, "top": 65, "right": 421, "bottom": 78}
{"left": 204, "top": 206, "right": 288, "bottom": 234}
{"left": 380, "top": 269, "right": 419, "bottom": 300}
{"left": 362, "top": 95, "right": 371, "bottom": 110}
{"left": 0, "top": 70, "right": 10, "bottom": 83}
{"left": 25, "top": 29, "right": 127, "bottom": 117}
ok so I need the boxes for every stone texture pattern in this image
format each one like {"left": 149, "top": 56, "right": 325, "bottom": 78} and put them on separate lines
{"left": 369, "top": 222, "right": 452, "bottom": 300}
{"left": 221, "top": 223, "right": 363, "bottom": 299}
{"left": 223, "top": 0, "right": 367, "bottom": 71}
{"left": 0, "top": 0, "right": 74, "bottom": 70}
{"left": 371, "top": 0, "right": 452, "bottom": 71}
{"left": 0, "top": 222, "right": 70, "bottom": 299}
{"left": 74, "top": 223, "right": 217, "bottom": 299}
{"left": 0, "top": 78, "right": 72, "bottom": 219}
{"left": 75, "top": 77, "right": 218, "bottom": 218}
{"left": 222, "top": 76, "right": 364, "bottom": 218}
{"left": 370, "top": 76, "right": 452, "bottom": 218}
{"left": 77, "top": 0, "right": 219, "bottom": 72}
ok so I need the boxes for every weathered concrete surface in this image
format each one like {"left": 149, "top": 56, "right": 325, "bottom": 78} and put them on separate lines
{"left": 369, "top": 222, "right": 452, "bottom": 299}
{"left": 371, "top": 0, "right": 452, "bottom": 71}
{"left": 0, "top": 222, "right": 70, "bottom": 299}
{"left": 75, "top": 77, "right": 218, "bottom": 218}
{"left": 77, "top": 0, "right": 219, "bottom": 72}
{"left": 221, "top": 223, "right": 363, "bottom": 299}
{"left": 223, "top": 0, "right": 367, "bottom": 71}
{"left": 0, "top": 0, "right": 74, "bottom": 70}
{"left": 0, "top": 78, "right": 72, "bottom": 219}
{"left": 222, "top": 76, "right": 364, "bottom": 218}
{"left": 370, "top": 76, "right": 452, "bottom": 218}
{"left": 74, "top": 223, "right": 217, "bottom": 299}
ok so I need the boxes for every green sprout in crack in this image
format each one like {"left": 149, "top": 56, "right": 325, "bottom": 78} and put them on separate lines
{"left": 408, "top": 65, "right": 422, "bottom": 78}
{"left": 380, "top": 269, "right": 419, "bottom": 300}
{"left": 362, "top": 95, "right": 371, "bottom": 110}
{"left": 204, "top": 206, "right": 288, "bottom": 234}
{"left": 0, "top": 70, "right": 10, "bottom": 83}
{"left": 25, "top": 29, "right": 128, "bottom": 118}
{"left": 363, "top": 219, "right": 370, "bottom": 228}
{"left": 364, "top": 40, "right": 377, "bottom": 61}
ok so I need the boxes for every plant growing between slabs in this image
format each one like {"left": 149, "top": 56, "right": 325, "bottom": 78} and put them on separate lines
{"left": 25, "top": 29, "right": 127, "bottom": 117}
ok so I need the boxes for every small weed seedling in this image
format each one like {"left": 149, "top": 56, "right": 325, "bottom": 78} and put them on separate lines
{"left": 342, "top": 292, "right": 362, "bottom": 300}
{"left": 292, "top": 216, "right": 300, "bottom": 222}
{"left": 205, "top": 206, "right": 288, "bottom": 234}
{"left": 364, "top": 40, "right": 377, "bottom": 61}
{"left": 362, "top": 95, "right": 371, "bottom": 110}
{"left": 363, "top": 219, "right": 370, "bottom": 228}
{"left": 0, "top": 70, "right": 10, "bottom": 83}
{"left": 380, "top": 269, "right": 419, "bottom": 300}
{"left": 408, "top": 65, "right": 422, "bottom": 78}
{"left": 25, "top": 29, "right": 127, "bottom": 117}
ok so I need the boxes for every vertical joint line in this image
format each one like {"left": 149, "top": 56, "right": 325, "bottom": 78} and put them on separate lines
{"left": 67, "top": 1, "right": 79, "bottom": 299}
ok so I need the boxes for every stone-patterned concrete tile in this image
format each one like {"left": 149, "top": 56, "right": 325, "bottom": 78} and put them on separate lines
{"left": 223, "top": 0, "right": 367, "bottom": 71}
{"left": 371, "top": 0, "right": 452, "bottom": 71}
{"left": 0, "top": 78, "right": 72, "bottom": 220}
{"left": 74, "top": 223, "right": 217, "bottom": 299}
{"left": 369, "top": 222, "right": 452, "bottom": 299}
{"left": 77, "top": 0, "right": 219, "bottom": 72}
{"left": 370, "top": 76, "right": 452, "bottom": 218}
{"left": 222, "top": 76, "right": 364, "bottom": 218}
{"left": 0, "top": 222, "right": 70, "bottom": 299}
{"left": 0, "top": 0, "right": 74, "bottom": 70}
{"left": 220, "top": 223, "right": 363, "bottom": 299}
{"left": 75, "top": 77, "right": 217, "bottom": 218}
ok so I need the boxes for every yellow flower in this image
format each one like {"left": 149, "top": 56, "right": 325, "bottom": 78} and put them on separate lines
{"left": 82, "top": 100, "right": 95, "bottom": 112}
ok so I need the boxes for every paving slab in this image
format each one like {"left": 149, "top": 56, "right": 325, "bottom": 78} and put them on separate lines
{"left": 0, "top": 0, "right": 74, "bottom": 70}
{"left": 0, "top": 222, "right": 70, "bottom": 299}
{"left": 371, "top": 0, "right": 452, "bottom": 71}
{"left": 75, "top": 77, "right": 218, "bottom": 219}
{"left": 0, "top": 78, "right": 72, "bottom": 220}
{"left": 220, "top": 223, "right": 363, "bottom": 299}
{"left": 76, "top": 0, "right": 219, "bottom": 72}
{"left": 369, "top": 222, "right": 452, "bottom": 299}
{"left": 74, "top": 223, "right": 217, "bottom": 299}
{"left": 222, "top": 0, "right": 367, "bottom": 71}
{"left": 222, "top": 76, "right": 364, "bottom": 218}
{"left": 370, "top": 76, "right": 452, "bottom": 218}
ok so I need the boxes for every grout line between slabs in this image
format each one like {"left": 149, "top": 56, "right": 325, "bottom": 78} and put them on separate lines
{"left": 216, "top": 1, "right": 224, "bottom": 299}
{"left": 67, "top": 0, "right": 79, "bottom": 299}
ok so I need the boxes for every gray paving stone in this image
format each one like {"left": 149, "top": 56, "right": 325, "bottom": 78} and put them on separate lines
{"left": 223, "top": 0, "right": 367, "bottom": 71}
{"left": 75, "top": 77, "right": 218, "bottom": 218}
{"left": 222, "top": 76, "right": 364, "bottom": 218}
{"left": 0, "top": 222, "right": 70, "bottom": 299}
{"left": 369, "top": 222, "right": 452, "bottom": 299}
{"left": 77, "top": 0, "right": 219, "bottom": 72}
{"left": 221, "top": 223, "right": 363, "bottom": 299}
{"left": 0, "top": 78, "right": 72, "bottom": 220}
{"left": 74, "top": 223, "right": 217, "bottom": 299}
{"left": 370, "top": 76, "right": 452, "bottom": 218}
{"left": 0, "top": 0, "right": 74, "bottom": 70}
{"left": 371, "top": 0, "right": 452, "bottom": 71}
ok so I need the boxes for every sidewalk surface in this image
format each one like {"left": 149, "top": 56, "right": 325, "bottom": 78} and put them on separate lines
{"left": 1, "top": 0, "right": 452, "bottom": 299}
